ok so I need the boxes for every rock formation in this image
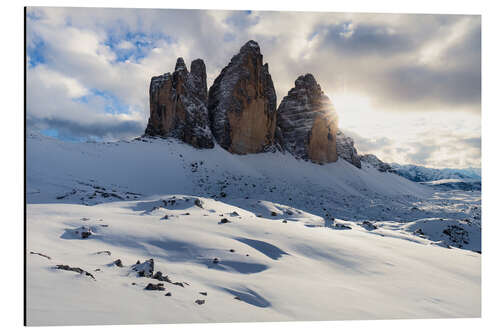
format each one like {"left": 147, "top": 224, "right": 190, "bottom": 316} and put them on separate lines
{"left": 360, "top": 154, "right": 394, "bottom": 172}
{"left": 208, "top": 40, "right": 277, "bottom": 154}
{"left": 143, "top": 40, "right": 387, "bottom": 171}
{"left": 336, "top": 130, "right": 362, "bottom": 168}
{"left": 145, "top": 57, "right": 214, "bottom": 148}
{"left": 276, "top": 74, "right": 338, "bottom": 164}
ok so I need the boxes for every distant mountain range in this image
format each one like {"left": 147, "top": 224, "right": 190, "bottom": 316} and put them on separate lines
{"left": 386, "top": 164, "right": 481, "bottom": 191}
{"left": 390, "top": 164, "right": 481, "bottom": 182}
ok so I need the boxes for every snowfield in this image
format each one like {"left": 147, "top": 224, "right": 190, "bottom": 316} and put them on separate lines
{"left": 26, "top": 133, "right": 481, "bottom": 325}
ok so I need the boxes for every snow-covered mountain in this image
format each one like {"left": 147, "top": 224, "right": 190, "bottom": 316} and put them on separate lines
{"left": 26, "top": 132, "right": 481, "bottom": 325}
{"left": 391, "top": 163, "right": 481, "bottom": 182}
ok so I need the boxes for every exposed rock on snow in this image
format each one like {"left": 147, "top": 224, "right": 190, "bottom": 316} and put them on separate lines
{"left": 194, "top": 198, "right": 203, "bottom": 208}
{"left": 152, "top": 271, "right": 172, "bottom": 283}
{"left": 276, "top": 74, "right": 338, "bottom": 164}
{"left": 145, "top": 283, "right": 165, "bottom": 291}
{"left": 336, "top": 130, "right": 361, "bottom": 168}
{"left": 360, "top": 154, "right": 394, "bottom": 173}
{"left": 54, "top": 264, "right": 95, "bottom": 280}
{"left": 145, "top": 58, "right": 214, "bottom": 148}
{"left": 360, "top": 221, "right": 378, "bottom": 231}
{"left": 208, "top": 40, "right": 277, "bottom": 154}
{"left": 131, "top": 259, "right": 155, "bottom": 277}
{"left": 95, "top": 250, "right": 111, "bottom": 256}
{"left": 30, "top": 251, "right": 51, "bottom": 260}
{"left": 61, "top": 226, "right": 93, "bottom": 239}
{"left": 442, "top": 225, "right": 470, "bottom": 248}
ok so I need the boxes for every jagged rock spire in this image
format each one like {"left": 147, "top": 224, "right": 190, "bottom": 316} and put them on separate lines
{"left": 145, "top": 58, "right": 213, "bottom": 148}
{"left": 175, "top": 57, "right": 187, "bottom": 71}
{"left": 208, "top": 40, "right": 277, "bottom": 154}
{"left": 190, "top": 59, "right": 208, "bottom": 104}
{"left": 276, "top": 73, "right": 338, "bottom": 164}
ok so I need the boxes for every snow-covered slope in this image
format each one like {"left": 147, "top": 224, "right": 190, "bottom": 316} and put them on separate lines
{"left": 26, "top": 132, "right": 481, "bottom": 325}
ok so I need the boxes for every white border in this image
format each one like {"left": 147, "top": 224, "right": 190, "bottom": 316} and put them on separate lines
{"left": 2, "top": 0, "right": 498, "bottom": 332}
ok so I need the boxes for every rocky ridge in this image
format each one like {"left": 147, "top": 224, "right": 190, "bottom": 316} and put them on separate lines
{"left": 336, "top": 130, "right": 362, "bottom": 168}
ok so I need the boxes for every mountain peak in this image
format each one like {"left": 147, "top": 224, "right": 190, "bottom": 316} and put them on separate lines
{"left": 175, "top": 57, "right": 187, "bottom": 71}
{"left": 240, "top": 40, "right": 261, "bottom": 53}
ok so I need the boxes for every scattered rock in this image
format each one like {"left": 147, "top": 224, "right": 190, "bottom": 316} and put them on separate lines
{"left": 194, "top": 198, "right": 204, "bottom": 208}
{"left": 132, "top": 258, "right": 154, "bottom": 277}
{"left": 145, "top": 283, "right": 165, "bottom": 291}
{"left": 54, "top": 264, "right": 95, "bottom": 280}
{"left": 95, "top": 250, "right": 111, "bottom": 256}
{"left": 442, "top": 225, "right": 470, "bottom": 248}
{"left": 212, "top": 258, "right": 220, "bottom": 264}
{"left": 71, "top": 226, "right": 93, "bottom": 239}
{"left": 229, "top": 249, "right": 235, "bottom": 252}
{"left": 165, "top": 292, "right": 172, "bottom": 296}
{"left": 195, "top": 299, "right": 205, "bottom": 305}
{"left": 219, "top": 218, "right": 230, "bottom": 224}
{"left": 113, "top": 259, "right": 123, "bottom": 267}
{"left": 271, "top": 212, "right": 278, "bottom": 216}
{"left": 360, "top": 221, "right": 378, "bottom": 231}
{"left": 152, "top": 271, "right": 172, "bottom": 283}
{"left": 199, "top": 292, "right": 208, "bottom": 296}
{"left": 332, "top": 223, "right": 352, "bottom": 230}
{"left": 29, "top": 251, "right": 51, "bottom": 260}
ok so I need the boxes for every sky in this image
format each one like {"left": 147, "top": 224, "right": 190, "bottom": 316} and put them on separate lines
{"left": 26, "top": 7, "right": 481, "bottom": 169}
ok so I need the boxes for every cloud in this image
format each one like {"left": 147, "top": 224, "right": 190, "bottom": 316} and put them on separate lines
{"left": 462, "top": 137, "right": 481, "bottom": 149}
{"left": 406, "top": 143, "right": 440, "bottom": 165}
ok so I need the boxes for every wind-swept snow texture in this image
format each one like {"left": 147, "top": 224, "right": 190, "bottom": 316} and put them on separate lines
{"left": 26, "top": 132, "right": 481, "bottom": 325}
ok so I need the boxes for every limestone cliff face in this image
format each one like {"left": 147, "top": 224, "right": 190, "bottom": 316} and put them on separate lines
{"left": 276, "top": 74, "right": 338, "bottom": 164}
{"left": 208, "top": 40, "right": 277, "bottom": 154}
{"left": 336, "top": 130, "right": 362, "bottom": 168}
{"left": 145, "top": 57, "right": 214, "bottom": 148}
